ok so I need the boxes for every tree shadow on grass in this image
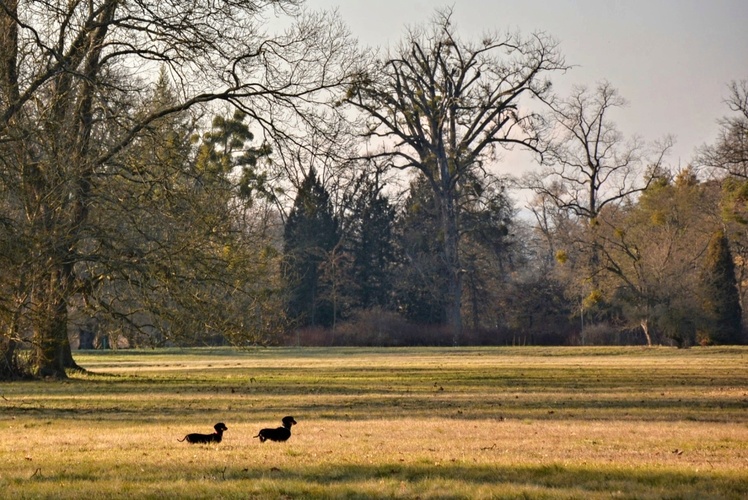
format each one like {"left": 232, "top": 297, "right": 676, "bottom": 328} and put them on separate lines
{"left": 4, "top": 389, "right": 745, "bottom": 425}
{"left": 22, "top": 461, "right": 747, "bottom": 498}
{"left": 240, "top": 462, "right": 746, "bottom": 498}
{"left": 4, "top": 351, "right": 746, "bottom": 424}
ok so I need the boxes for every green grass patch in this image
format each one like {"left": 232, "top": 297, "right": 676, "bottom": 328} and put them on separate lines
{"left": 0, "top": 346, "right": 746, "bottom": 498}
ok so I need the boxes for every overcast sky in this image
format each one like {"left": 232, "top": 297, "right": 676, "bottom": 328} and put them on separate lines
{"left": 304, "top": 0, "right": 747, "bottom": 179}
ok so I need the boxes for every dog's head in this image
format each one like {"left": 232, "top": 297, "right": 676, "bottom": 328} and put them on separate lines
{"left": 214, "top": 422, "right": 228, "bottom": 432}
{"left": 282, "top": 416, "right": 297, "bottom": 427}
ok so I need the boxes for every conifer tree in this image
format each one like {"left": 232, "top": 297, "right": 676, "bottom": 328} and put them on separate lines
{"left": 345, "top": 174, "right": 397, "bottom": 310}
{"left": 392, "top": 176, "right": 449, "bottom": 325}
{"left": 283, "top": 169, "right": 340, "bottom": 327}
{"left": 701, "top": 231, "right": 743, "bottom": 344}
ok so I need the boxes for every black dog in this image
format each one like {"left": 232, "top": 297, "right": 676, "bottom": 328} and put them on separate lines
{"left": 178, "top": 422, "right": 228, "bottom": 444}
{"left": 254, "top": 416, "right": 297, "bottom": 442}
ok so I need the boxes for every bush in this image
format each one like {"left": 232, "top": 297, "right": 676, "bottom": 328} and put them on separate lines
{"left": 576, "top": 322, "right": 660, "bottom": 346}
{"left": 283, "top": 308, "right": 578, "bottom": 347}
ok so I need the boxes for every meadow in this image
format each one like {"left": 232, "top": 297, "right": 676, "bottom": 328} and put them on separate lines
{"left": 0, "top": 346, "right": 746, "bottom": 499}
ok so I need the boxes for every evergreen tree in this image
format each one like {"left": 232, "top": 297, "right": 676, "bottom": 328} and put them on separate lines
{"left": 392, "top": 176, "right": 449, "bottom": 324}
{"left": 345, "top": 174, "right": 397, "bottom": 310}
{"left": 283, "top": 169, "right": 340, "bottom": 327}
{"left": 701, "top": 231, "right": 743, "bottom": 344}
{"left": 195, "top": 110, "right": 273, "bottom": 203}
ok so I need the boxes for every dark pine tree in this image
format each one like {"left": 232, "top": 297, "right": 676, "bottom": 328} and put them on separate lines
{"left": 345, "top": 174, "right": 397, "bottom": 310}
{"left": 392, "top": 175, "right": 449, "bottom": 324}
{"left": 702, "top": 231, "right": 743, "bottom": 344}
{"left": 282, "top": 169, "right": 339, "bottom": 327}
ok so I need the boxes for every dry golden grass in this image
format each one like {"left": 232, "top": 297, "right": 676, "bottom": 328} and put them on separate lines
{"left": 0, "top": 346, "right": 746, "bottom": 498}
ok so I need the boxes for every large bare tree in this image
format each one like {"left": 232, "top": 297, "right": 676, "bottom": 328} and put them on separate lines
{"left": 526, "top": 81, "right": 672, "bottom": 221}
{"left": 345, "top": 8, "right": 566, "bottom": 342}
{"left": 0, "top": 1, "right": 356, "bottom": 378}
{"left": 524, "top": 81, "right": 672, "bottom": 323}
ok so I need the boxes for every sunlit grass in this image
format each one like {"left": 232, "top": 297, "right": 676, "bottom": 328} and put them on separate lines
{"left": 0, "top": 346, "right": 746, "bottom": 498}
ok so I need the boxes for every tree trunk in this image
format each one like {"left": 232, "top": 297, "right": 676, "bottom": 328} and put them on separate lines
{"left": 33, "top": 310, "right": 69, "bottom": 379}
{"left": 31, "top": 266, "right": 81, "bottom": 378}
{"left": 24, "top": 4, "right": 115, "bottom": 378}
{"left": 438, "top": 178, "right": 463, "bottom": 345}
{"left": 0, "top": 1, "right": 19, "bottom": 106}
{"left": 1, "top": 4, "right": 21, "bottom": 380}
{"left": 1, "top": 338, "right": 18, "bottom": 380}
{"left": 641, "top": 318, "right": 652, "bottom": 347}
{"left": 32, "top": 311, "right": 81, "bottom": 377}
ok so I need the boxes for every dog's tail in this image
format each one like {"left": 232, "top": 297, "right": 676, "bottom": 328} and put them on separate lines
{"left": 178, "top": 436, "right": 187, "bottom": 442}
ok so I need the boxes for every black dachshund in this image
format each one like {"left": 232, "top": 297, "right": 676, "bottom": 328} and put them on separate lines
{"left": 254, "top": 416, "right": 297, "bottom": 442}
{"left": 178, "top": 422, "right": 228, "bottom": 444}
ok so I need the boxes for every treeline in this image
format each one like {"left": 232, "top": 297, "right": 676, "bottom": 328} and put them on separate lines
{"left": 0, "top": 3, "right": 745, "bottom": 378}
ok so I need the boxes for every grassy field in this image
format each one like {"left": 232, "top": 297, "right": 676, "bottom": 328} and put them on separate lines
{"left": 0, "top": 346, "right": 746, "bottom": 499}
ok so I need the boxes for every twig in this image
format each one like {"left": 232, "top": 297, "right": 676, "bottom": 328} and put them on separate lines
{"left": 30, "top": 468, "right": 42, "bottom": 478}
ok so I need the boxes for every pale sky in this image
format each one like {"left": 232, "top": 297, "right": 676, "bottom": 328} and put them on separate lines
{"left": 305, "top": 0, "right": 747, "bottom": 178}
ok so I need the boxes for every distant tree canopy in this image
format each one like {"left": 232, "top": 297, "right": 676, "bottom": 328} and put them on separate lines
{"left": 393, "top": 175, "right": 450, "bottom": 325}
{"left": 696, "top": 80, "right": 748, "bottom": 178}
{"left": 589, "top": 171, "right": 718, "bottom": 346}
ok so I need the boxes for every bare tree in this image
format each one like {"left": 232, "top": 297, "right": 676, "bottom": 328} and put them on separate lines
{"left": 595, "top": 171, "right": 721, "bottom": 346}
{"left": 696, "top": 80, "right": 748, "bottom": 178}
{"left": 524, "top": 81, "right": 672, "bottom": 326}
{"left": 526, "top": 81, "right": 672, "bottom": 221}
{"left": 345, "top": 8, "right": 566, "bottom": 343}
{"left": 0, "top": 1, "right": 356, "bottom": 378}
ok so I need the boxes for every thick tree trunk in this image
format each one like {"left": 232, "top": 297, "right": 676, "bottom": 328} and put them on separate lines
{"left": 31, "top": 266, "right": 82, "bottom": 378}
{"left": 33, "top": 292, "right": 69, "bottom": 379}
{"left": 0, "top": 1, "right": 19, "bottom": 107}
{"left": 21, "top": 2, "right": 113, "bottom": 378}
{"left": 437, "top": 178, "right": 463, "bottom": 345}
{"left": 32, "top": 314, "right": 80, "bottom": 377}
{"left": 1, "top": 338, "right": 18, "bottom": 380}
